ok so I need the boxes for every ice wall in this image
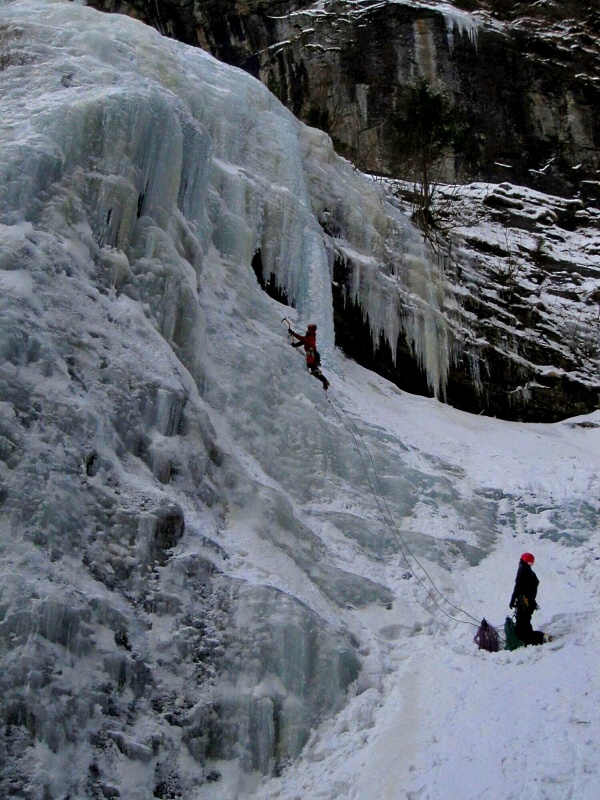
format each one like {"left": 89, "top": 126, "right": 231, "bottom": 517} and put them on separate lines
{"left": 0, "top": 1, "right": 460, "bottom": 795}
{"left": 1, "top": 3, "right": 452, "bottom": 389}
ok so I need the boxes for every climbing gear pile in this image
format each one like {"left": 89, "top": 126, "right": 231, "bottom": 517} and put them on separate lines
{"left": 474, "top": 618, "right": 501, "bottom": 652}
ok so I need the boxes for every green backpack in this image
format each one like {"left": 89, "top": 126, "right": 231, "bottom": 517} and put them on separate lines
{"left": 504, "top": 616, "right": 524, "bottom": 651}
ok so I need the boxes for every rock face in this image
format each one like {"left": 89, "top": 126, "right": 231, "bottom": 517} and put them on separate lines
{"left": 87, "top": 0, "right": 600, "bottom": 194}
{"left": 335, "top": 179, "right": 600, "bottom": 423}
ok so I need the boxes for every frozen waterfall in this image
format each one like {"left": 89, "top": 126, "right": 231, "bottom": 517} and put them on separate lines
{"left": 0, "top": 0, "right": 452, "bottom": 395}
{"left": 0, "top": 2, "right": 499, "bottom": 798}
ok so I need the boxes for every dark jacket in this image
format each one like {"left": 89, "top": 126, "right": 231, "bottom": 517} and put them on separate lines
{"left": 510, "top": 560, "right": 539, "bottom": 612}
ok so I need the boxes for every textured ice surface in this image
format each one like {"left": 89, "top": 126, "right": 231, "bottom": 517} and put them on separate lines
{"left": 0, "top": 0, "right": 453, "bottom": 393}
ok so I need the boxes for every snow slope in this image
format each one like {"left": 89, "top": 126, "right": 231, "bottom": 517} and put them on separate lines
{"left": 0, "top": 3, "right": 599, "bottom": 800}
{"left": 244, "top": 362, "right": 600, "bottom": 800}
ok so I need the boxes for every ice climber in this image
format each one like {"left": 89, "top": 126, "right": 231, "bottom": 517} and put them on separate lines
{"left": 509, "top": 552, "right": 553, "bottom": 645}
{"left": 288, "top": 322, "right": 330, "bottom": 391}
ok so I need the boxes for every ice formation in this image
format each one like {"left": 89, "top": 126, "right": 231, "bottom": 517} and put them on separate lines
{"left": 439, "top": 3, "right": 481, "bottom": 49}
{"left": 0, "top": 1, "right": 457, "bottom": 794}
{"left": 385, "top": 1, "right": 481, "bottom": 49}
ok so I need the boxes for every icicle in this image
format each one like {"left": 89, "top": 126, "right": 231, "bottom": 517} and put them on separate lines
{"left": 442, "top": 6, "right": 480, "bottom": 50}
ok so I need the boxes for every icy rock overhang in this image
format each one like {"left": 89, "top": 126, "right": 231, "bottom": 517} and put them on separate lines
{"left": 387, "top": 179, "right": 600, "bottom": 421}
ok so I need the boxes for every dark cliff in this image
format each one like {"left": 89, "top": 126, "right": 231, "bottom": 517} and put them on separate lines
{"left": 83, "top": 0, "right": 600, "bottom": 193}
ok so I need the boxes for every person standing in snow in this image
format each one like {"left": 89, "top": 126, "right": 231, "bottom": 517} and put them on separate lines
{"left": 287, "top": 322, "right": 330, "bottom": 391}
{"left": 509, "top": 552, "right": 553, "bottom": 645}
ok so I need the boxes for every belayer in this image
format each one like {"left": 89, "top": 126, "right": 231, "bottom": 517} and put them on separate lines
{"left": 509, "top": 552, "right": 553, "bottom": 645}
{"left": 287, "top": 321, "right": 330, "bottom": 391}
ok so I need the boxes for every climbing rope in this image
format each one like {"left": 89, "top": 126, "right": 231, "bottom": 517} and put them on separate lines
{"left": 281, "top": 317, "right": 503, "bottom": 641}
{"left": 282, "top": 319, "right": 486, "bottom": 630}
{"left": 326, "top": 388, "right": 482, "bottom": 628}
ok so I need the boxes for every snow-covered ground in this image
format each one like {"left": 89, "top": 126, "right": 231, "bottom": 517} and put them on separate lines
{"left": 1, "top": 3, "right": 599, "bottom": 800}
{"left": 238, "top": 360, "right": 600, "bottom": 800}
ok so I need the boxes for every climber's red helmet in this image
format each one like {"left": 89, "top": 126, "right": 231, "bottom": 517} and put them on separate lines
{"left": 307, "top": 323, "right": 317, "bottom": 331}
{"left": 520, "top": 552, "right": 535, "bottom": 565}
